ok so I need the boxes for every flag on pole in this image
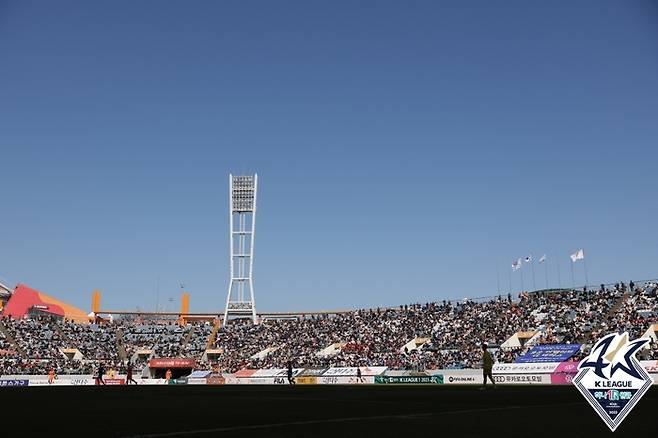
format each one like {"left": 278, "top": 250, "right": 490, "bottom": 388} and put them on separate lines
{"left": 570, "top": 249, "right": 584, "bottom": 263}
{"left": 512, "top": 258, "right": 522, "bottom": 271}
{"left": 525, "top": 255, "right": 533, "bottom": 263}
{"left": 538, "top": 254, "right": 547, "bottom": 263}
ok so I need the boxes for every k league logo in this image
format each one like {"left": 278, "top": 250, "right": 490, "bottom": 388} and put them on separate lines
{"left": 573, "top": 332, "right": 652, "bottom": 432}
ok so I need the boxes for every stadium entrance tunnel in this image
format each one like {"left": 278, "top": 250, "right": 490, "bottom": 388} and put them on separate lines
{"left": 148, "top": 358, "right": 196, "bottom": 379}
{"left": 151, "top": 368, "right": 191, "bottom": 379}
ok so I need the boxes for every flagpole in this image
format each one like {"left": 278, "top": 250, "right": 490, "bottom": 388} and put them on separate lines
{"left": 570, "top": 260, "right": 576, "bottom": 290}
{"left": 496, "top": 260, "right": 501, "bottom": 296}
{"left": 508, "top": 265, "right": 513, "bottom": 295}
{"left": 556, "top": 258, "right": 562, "bottom": 288}
{"left": 531, "top": 259, "right": 536, "bottom": 291}
{"left": 520, "top": 265, "right": 525, "bottom": 292}
{"left": 583, "top": 256, "right": 589, "bottom": 288}
{"left": 544, "top": 259, "right": 549, "bottom": 289}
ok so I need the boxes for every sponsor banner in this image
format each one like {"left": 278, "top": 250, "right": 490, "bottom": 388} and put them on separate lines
{"left": 493, "top": 374, "right": 551, "bottom": 384}
{"left": 640, "top": 360, "right": 658, "bottom": 374}
{"left": 551, "top": 373, "right": 576, "bottom": 385}
{"left": 322, "top": 367, "right": 387, "bottom": 377}
{"left": 318, "top": 376, "right": 374, "bottom": 385}
{"left": 207, "top": 376, "right": 225, "bottom": 385}
{"left": 28, "top": 379, "right": 95, "bottom": 386}
{"left": 238, "top": 377, "right": 289, "bottom": 385}
{"left": 493, "top": 363, "right": 560, "bottom": 374}
{"left": 0, "top": 379, "right": 29, "bottom": 387}
{"left": 234, "top": 369, "right": 257, "bottom": 378}
{"left": 251, "top": 368, "right": 304, "bottom": 378}
{"left": 443, "top": 370, "right": 481, "bottom": 385}
{"left": 374, "top": 375, "right": 443, "bottom": 385}
{"left": 554, "top": 361, "right": 579, "bottom": 374}
{"left": 149, "top": 358, "right": 196, "bottom": 369}
{"left": 515, "top": 344, "right": 581, "bottom": 363}
{"left": 384, "top": 370, "right": 423, "bottom": 376}
{"left": 551, "top": 361, "right": 579, "bottom": 385}
{"left": 105, "top": 378, "right": 126, "bottom": 385}
{"left": 300, "top": 368, "right": 327, "bottom": 377}
{"left": 188, "top": 378, "right": 207, "bottom": 385}
{"left": 137, "top": 379, "right": 167, "bottom": 385}
{"left": 189, "top": 370, "right": 212, "bottom": 379}
{"left": 295, "top": 376, "right": 317, "bottom": 385}
{"left": 223, "top": 375, "right": 240, "bottom": 385}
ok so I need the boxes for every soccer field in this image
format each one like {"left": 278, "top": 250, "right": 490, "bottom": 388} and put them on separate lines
{"left": 2, "top": 385, "right": 656, "bottom": 437}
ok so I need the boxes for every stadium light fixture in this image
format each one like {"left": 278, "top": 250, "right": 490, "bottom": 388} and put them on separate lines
{"left": 224, "top": 174, "right": 258, "bottom": 324}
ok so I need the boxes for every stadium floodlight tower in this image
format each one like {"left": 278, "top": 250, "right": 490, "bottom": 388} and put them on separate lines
{"left": 224, "top": 174, "right": 258, "bottom": 324}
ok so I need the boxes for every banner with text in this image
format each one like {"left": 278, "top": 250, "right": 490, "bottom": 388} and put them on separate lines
{"left": 493, "top": 362, "right": 560, "bottom": 374}
{"left": 514, "top": 344, "right": 581, "bottom": 363}
{"left": 375, "top": 375, "right": 443, "bottom": 384}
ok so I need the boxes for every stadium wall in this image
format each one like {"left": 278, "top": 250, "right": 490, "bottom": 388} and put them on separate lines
{"left": 3, "top": 361, "right": 658, "bottom": 387}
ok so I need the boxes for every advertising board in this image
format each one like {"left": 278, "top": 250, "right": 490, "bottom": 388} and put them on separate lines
{"left": 515, "top": 344, "right": 581, "bottom": 363}
{"left": 251, "top": 368, "right": 303, "bottom": 378}
{"left": 295, "top": 376, "right": 317, "bottom": 385}
{"left": 318, "top": 376, "right": 374, "bottom": 385}
{"left": 492, "top": 374, "right": 550, "bottom": 384}
{"left": 149, "top": 358, "right": 196, "bottom": 369}
{"left": 322, "top": 367, "right": 387, "bottom": 376}
{"left": 374, "top": 375, "right": 443, "bottom": 384}
{"left": 207, "top": 376, "right": 226, "bottom": 385}
{"left": 0, "top": 380, "right": 29, "bottom": 387}
{"left": 493, "top": 363, "right": 560, "bottom": 374}
{"left": 237, "top": 377, "right": 289, "bottom": 385}
{"left": 442, "top": 370, "right": 481, "bottom": 385}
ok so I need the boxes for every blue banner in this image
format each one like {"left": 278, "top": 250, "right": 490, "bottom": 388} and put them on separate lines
{"left": 0, "top": 380, "right": 29, "bottom": 387}
{"left": 515, "top": 344, "right": 581, "bottom": 363}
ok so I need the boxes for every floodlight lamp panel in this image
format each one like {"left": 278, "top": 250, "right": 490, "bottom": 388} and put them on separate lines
{"left": 231, "top": 175, "right": 256, "bottom": 212}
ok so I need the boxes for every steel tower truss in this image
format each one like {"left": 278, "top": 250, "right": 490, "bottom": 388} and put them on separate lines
{"left": 224, "top": 174, "right": 258, "bottom": 324}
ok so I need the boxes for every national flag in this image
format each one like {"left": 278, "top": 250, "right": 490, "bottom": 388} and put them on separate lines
{"left": 512, "top": 258, "right": 522, "bottom": 271}
{"left": 570, "top": 249, "right": 585, "bottom": 263}
{"left": 539, "top": 254, "right": 547, "bottom": 263}
{"left": 525, "top": 255, "right": 532, "bottom": 263}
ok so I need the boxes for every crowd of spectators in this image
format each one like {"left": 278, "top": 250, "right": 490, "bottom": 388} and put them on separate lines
{"left": 123, "top": 322, "right": 189, "bottom": 358}
{"left": 0, "top": 358, "right": 93, "bottom": 375}
{"left": 2, "top": 317, "right": 68, "bottom": 359}
{"left": 1, "top": 281, "right": 657, "bottom": 375}
{"left": 605, "top": 282, "right": 658, "bottom": 340}
{"left": 60, "top": 322, "right": 119, "bottom": 361}
{"left": 0, "top": 326, "right": 13, "bottom": 353}
{"left": 208, "top": 282, "right": 658, "bottom": 372}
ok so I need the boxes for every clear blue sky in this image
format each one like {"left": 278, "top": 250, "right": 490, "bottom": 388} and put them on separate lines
{"left": 1, "top": 1, "right": 657, "bottom": 313}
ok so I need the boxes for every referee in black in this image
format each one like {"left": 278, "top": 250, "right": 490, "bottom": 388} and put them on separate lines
{"left": 126, "top": 361, "right": 138, "bottom": 385}
{"left": 96, "top": 362, "right": 106, "bottom": 385}
{"left": 287, "top": 360, "right": 296, "bottom": 385}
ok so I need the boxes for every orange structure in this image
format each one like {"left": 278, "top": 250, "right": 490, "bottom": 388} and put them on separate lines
{"left": 2, "top": 284, "right": 89, "bottom": 323}
{"left": 178, "top": 292, "right": 190, "bottom": 325}
{"left": 91, "top": 290, "right": 101, "bottom": 314}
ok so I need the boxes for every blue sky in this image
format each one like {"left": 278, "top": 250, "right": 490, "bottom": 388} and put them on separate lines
{"left": 0, "top": 1, "right": 657, "bottom": 313}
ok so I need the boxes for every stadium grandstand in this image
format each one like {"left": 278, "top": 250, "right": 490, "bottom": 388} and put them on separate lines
{"left": 1, "top": 279, "right": 657, "bottom": 377}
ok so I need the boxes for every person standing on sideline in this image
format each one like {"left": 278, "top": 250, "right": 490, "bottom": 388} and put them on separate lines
{"left": 96, "top": 362, "right": 106, "bottom": 386}
{"left": 287, "top": 361, "right": 295, "bottom": 385}
{"left": 356, "top": 367, "right": 363, "bottom": 383}
{"left": 126, "top": 361, "right": 137, "bottom": 385}
{"left": 481, "top": 343, "right": 496, "bottom": 389}
{"left": 48, "top": 368, "right": 56, "bottom": 385}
